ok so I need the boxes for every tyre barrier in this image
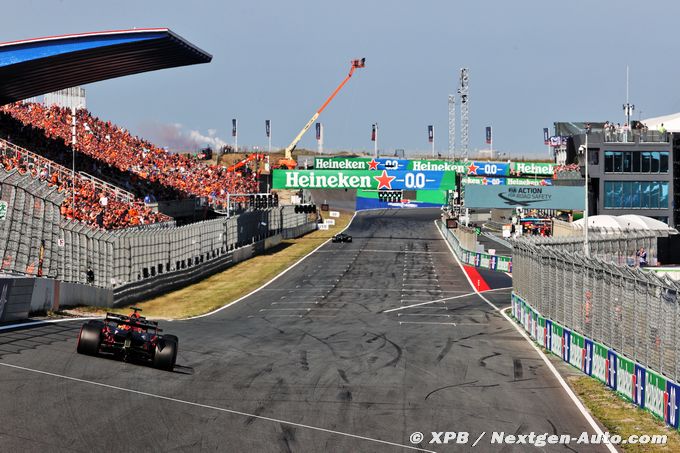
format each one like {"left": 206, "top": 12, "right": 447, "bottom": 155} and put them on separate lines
{"left": 512, "top": 292, "right": 680, "bottom": 429}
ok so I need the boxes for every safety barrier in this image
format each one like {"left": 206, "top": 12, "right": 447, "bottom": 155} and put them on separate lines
{"left": 437, "top": 221, "right": 512, "bottom": 272}
{"left": 0, "top": 166, "right": 314, "bottom": 290}
{"left": 512, "top": 237, "right": 680, "bottom": 381}
{"left": 512, "top": 293, "right": 680, "bottom": 430}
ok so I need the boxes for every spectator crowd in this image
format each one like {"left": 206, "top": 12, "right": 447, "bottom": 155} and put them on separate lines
{"left": 0, "top": 102, "right": 260, "bottom": 229}
{"left": 0, "top": 139, "right": 170, "bottom": 229}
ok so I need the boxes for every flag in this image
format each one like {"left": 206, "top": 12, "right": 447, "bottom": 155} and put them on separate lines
{"left": 232, "top": 119, "right": 237, "bottom": 137}
{"left": 543, "top": 128, "right": 549, "bottom": 145}
{"left": 485, "top": 126, "right": 492, "bottom": 144}
{"left": 428, "top": 125, "right": 433, "bottom": 143}
{"left": 315, "top": 122, "right": 322, "bottom": 141}
{"left": 265, "top": 120, "right": 271, "bottom": 138}
{"left": 371, "top": 124, "right": 376, "bottom": 141}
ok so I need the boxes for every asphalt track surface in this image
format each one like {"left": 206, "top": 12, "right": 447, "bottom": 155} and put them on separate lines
{"left": 0, "top": 209, "right": 609, "bottom": 453}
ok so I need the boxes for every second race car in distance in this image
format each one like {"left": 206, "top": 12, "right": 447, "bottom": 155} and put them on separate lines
{"left": 332, "top": 233, "right": 352, "bottom": 243}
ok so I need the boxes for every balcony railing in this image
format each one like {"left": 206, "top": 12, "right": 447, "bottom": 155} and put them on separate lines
{"left": 601, "top": 129, "right": 669, "bottom": 144}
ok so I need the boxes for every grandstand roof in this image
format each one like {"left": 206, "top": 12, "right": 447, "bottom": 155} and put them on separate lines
{"left": 641, "top": 112, "right": 680, "bottom": 132}
{"left": 0, "top": 28, "right": 212, "bottom": 105}
{"left": 573, "top": 214, "right": 673, "bottom": 232}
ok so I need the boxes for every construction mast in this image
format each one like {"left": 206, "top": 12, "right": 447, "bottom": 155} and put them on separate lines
{"left": 448, "top": 94, "right": 455, "bottom": 159}
{"left": 458, "top": 68, "right": 469, "bottom": 159}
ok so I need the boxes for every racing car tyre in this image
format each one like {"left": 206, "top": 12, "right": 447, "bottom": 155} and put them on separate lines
{"left": 153, "top": 338, "right": 177, "bottom": 371}
{"left": 163, "top": 334, "right": 179, "bottom": 347}
{"left": 77, "top": 322, "right": 103, "bottom": 355}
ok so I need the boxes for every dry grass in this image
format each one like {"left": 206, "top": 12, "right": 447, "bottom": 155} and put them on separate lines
{"left": 102, "top": 210, "right": 354, "bottom": 319}
{"left": 570, "top": 376, "right": 680, "bottom": 451}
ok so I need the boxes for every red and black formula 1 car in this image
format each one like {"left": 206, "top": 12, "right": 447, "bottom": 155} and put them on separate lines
{"left": 76, "top": 308, "right": 178, "bottom": 371}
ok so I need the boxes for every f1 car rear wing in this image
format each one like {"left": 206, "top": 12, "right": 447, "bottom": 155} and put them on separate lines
{"left": 105, "top": 313, "right": 162, "bottom": 332}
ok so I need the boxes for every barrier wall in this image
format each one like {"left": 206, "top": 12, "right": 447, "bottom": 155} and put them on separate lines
{"left": 0, "top": 169, "right": 312, "bottom": 289}
{"left": 437, "top": 221, "right": 512, "bottom": 273}
{"left": 0, "top": 278, "right": 32, "bottom": 322}
{"left": 512, "top": 292, "right": 680, "bottom": 430}
{"left": 111, "top": 219, "right": 316, "bottom": 307}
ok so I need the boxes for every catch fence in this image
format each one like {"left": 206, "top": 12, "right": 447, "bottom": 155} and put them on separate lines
{"left": 512, "top": 235, "right": 680, "bottom": 381}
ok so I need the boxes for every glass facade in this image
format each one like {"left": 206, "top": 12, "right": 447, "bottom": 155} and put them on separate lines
{"left": 603, "top": 151, "right": 669, "bottom": 173}
{"left": 604, "top": 181, "right": 669, "bottom": 209}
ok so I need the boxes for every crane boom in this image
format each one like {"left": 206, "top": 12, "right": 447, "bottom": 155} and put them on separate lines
{"left": 283, "top": 58, "right": 365, "bottom": 161}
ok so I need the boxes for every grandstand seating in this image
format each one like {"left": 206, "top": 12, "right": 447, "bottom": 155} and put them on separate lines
{"left": 0, "top": 137, "right": 170, "bottom": 230}
{"left": 0, "top": 101, "right": 260, "bottom": 230}
{"left": 0, "top": 102, "right": 258, "bottom": 204}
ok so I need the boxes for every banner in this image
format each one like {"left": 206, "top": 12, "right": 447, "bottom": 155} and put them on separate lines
{"left": 428, "top": 125, "right": 433, "bottom": 143}
{"left": 485, "top": 126, "right": 492, "bottom": 144}
{"left": 549, "top": 136, "right": 568, "bottom": 147}
{"left": 315, "top": 122, "right": 321, "bottom": 141}
{"left": 265, "top": 120, "right": 270, "bottom": 138}
{"left": 356, "top": 189, "right": 448, "bottom": 210}
{"left": 543, "top": 128, "right": 550, "bottom": 145}
{"left": 232, "top": 119, "right": 237, "bottom": 137}
{"left": 272, "top": 169, "right": 456, "bottom": 190}
{"left": 462, "top": 176, "right": 552, "bottom": 186}
{"left": 371, "top": 124, "right": 376, "bottom": 142}
{"left": 464, "top": 184, "right": 585, "bottom": 209}
{"left": 313, "top": 157, "right": 557, "bottom": 177}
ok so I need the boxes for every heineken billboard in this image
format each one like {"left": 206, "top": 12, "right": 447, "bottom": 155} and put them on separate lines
{"left": 312, "top": 157, "right": 556, "bottom": 177}
{"left": 464, "top": 184, "right": 585, "bottom": 209}
{"left": 462, "top": 176, "right": 552, "bottom": 186}
{"left": 272, "top": 169, "right": 456, "bottom": 190}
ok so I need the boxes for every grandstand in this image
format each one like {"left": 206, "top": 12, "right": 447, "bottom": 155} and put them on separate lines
{"left": 0, "top": 102, "right": 259, "bottom": 226}
{"left": 0, "top": 28, "right": 317, "bottom": 305}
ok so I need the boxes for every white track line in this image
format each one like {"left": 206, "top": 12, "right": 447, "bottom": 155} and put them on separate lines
{"left": 387, "top": 286, "right": 512, "bottom": 313}
{"left": 189, "top": 212, "right": 358, "bottom": 320}
{"left": 398, "top": 321, "right": 456, "bottom": 326}
{"left": 0, "top": 361, "right": 435, "bottom": 453}
{"left": 435, "top": 220, "right": 616, "bottom": 453}
{"left": 0, "top": 317, "right": 101, "bottom": 332}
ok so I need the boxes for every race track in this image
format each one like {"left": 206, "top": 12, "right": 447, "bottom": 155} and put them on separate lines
{"left": 0, "top": 209, "right": 608, "bottom": 452}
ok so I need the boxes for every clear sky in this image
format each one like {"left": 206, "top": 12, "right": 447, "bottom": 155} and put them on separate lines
{"left": 4, "top": 0, "right": 680, "bottom": 158}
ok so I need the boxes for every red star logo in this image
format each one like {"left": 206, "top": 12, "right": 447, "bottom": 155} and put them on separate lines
{"left": 374, "top": 170, "right": 396, "bottom": 190}
{"left": 467, "top": 162, "right": 480, "bottom": 175}
{"left": 481, "top": 177, "right": 489, "bottom": 185}
{"left": 368, "top": 159, "right": 379, "bottom": 170}
{"left": 539, "top": 179, "right": 548, "bottom": 186}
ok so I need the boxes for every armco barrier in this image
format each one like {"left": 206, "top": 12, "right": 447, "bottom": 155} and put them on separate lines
{"left": 512, "top": 292, "right": 680, "bottom": 431}
{"left": 437, "top": 221, "right": 512, "bottom": 272}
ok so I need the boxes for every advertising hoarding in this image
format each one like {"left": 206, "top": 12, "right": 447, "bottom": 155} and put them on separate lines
{"left": 272, "top": 169, "right": 456, "bottom": 190}
{"left": 464, "top": 184, "right": 585, "bottom": 209}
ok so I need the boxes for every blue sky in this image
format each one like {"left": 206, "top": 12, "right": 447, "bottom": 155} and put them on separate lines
{"left": 4, "top": 0, "right": 680, "bottom": 157}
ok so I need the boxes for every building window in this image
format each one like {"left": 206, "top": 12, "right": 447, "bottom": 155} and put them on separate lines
{"left": 604, "top": 151, "right": 668, "bottom": 174}
{"left": 623, "top": 151, "right": 632, "bottom": 172}
{"left": 604, "top": 181, "right": 669, "bottom": 209}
